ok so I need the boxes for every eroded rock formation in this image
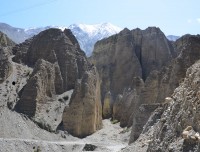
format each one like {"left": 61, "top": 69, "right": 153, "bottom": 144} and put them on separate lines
{"left": 90, "top": 27, "right": 175, "bottom": 126}
{"left": 0, "top": 32, "right": 15, "bottom": 83}
{"left": 63, "top": 67, "right": 102, "bottom": 137}
{"left": 138, "top": 59, "right": 200, "bottom": 151}
{"left": 14, "top": 28, "right": 102, "bottom": 135}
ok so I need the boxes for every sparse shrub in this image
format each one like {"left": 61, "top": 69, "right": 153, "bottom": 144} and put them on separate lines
{"left": 120, "top": 127, "right": 131, "bottom": 134}
{"left": 34, "top": 146, "right": 41, "bottom": 152}
{"left": 63, "top": 95, "right": 69, "bottom": 101}
{"left": 58, "top": 98, "right": 63, "bottom": 102}
{"left": 25, "top": 70, "right": 31, "bottom": 77}
{"left": 111, "top": 119, "right": 119, "bottom": 124}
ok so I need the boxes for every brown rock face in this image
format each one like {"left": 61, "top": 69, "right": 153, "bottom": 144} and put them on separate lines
{"left": 12, "top": 38, "right": 34, "bottom": 63}
{"left": 14, "top": 28, "right": 102, "bottom": 135}
{"left": 0, "top": 31, "right": 15, "bottom": 49}
{"left": 139, "top": 35, "right": 200, "bottom": 106}
{"left": 15, "top": 59, "right": 69, "bottom": 131}
{"left": 140, "top": 59, "right": 200, "bottom": 151}
{"left": 15, "top": 59, "right": 65, "bottom": 131}
{"left": 62, "top": 67, "right": 102, "bottom": 138}
{"left": 14, "top": 28, "right": 89, "bottom": 91}
{"left": 129, "top": 103, "right": 163, "bottom": 143}
{"left": 0, "top": 49, "right": 12, "bottom": 83}
{"left": 90, "top": 27, "right": 174, "bottom": 122}
{"left": 119, "top": 77, "right": 145, "bottom": 128}
{"left": 112, "top": 94, "right": 123, "bottom": 121}
{"left": 102, "top": 92, "right": 113, "bottom": 119}
{"left": 0, "top": 32, "right": 15, "bottom": 83}
{"left": 127, "top": 35, "right": 200, "bottom": 141}
{"left": 125, "top": 35, "right": 200, "bottom": 148}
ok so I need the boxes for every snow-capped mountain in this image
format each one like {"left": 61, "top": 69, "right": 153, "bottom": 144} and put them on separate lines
{"left": 0, "top": 22, "right": 121, "bottom": 56}
{"left": 69, "top": 23, "right": 122, "bottom": 56}
{"left": 0, "top": 23, "right": 29, "bottom": 43}
{"left": 167, "top": 35, "right": 180, "bottom": 41}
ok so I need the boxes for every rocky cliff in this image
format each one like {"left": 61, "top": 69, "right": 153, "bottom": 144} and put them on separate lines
{"left": 0, "top": 31, "right": 15, "bottom": 83}
{"left": 63, "top": 67, "right": 102, "bottom": 137}
{"left": 128, "top": 34, "right": 200, "bottom": 142}
{"left": 117, "top": 34, "right": 200, "bottom": 152}
{"left": 123, "top": 59, "right": 200, "bottom": 152}
{"left": 90, "top": 27, "right": 175, "bottom": 123}
{"left": 13, "top": 28, "right": 102, "bottom": 136}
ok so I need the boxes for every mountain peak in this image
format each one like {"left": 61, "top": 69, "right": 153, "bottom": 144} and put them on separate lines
{"left": 70, "top": 22, "right": 121, "bottom": 37}
{"left": 68, "top": 23, "right": 122, "bottom": 56}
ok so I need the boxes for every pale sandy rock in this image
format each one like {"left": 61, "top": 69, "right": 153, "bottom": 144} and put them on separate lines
{"left": 102, "top": 92, "right": 113, "bottom": 119}
{"left": 63, "top": 67, "right": 102, "bottom": 138}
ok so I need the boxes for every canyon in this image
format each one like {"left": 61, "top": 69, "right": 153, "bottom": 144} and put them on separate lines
{"left": 0, "top": 23, "right": 200, "bottom": 152}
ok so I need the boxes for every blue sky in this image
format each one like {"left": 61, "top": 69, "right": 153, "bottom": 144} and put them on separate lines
{"left": 0, "top": 0, "right": 199, "bottom": 36}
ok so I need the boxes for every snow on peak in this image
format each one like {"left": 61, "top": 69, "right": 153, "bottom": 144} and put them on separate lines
{"left": 70, "top": 23, "right": 121, "bottom": 37}
{"left": 68, "top": 23, "right": 122, "bottom": 56}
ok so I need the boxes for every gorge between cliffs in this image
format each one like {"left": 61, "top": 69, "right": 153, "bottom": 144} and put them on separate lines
{"left": 0, "top": 25, "right": 200, "bottom": 152}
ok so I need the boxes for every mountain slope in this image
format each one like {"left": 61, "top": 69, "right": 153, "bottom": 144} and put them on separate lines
{"left": 0, "top": 23, "right": 29, "bottom": 43}
{"left": 0, "top": 22, "right": 121, "bottom": 56}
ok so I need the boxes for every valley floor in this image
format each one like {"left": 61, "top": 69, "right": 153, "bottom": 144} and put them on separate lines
{"left": 0, "top": 119, "right": 131, "bottom": 152}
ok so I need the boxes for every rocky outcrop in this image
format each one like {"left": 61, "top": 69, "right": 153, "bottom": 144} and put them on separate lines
{"left": 15, "top": 59, "right": 67, "bottom": 131}
{"left": 0, "top": 31, "right": 15, "bottom": 49}
{"left": 129, "top": 103, "right": 164, "bottom": 143}
{"left": 112, "top": 94, "right": 123, "bottom": 121}
{"left": 126, "top": 35, "right": 200, "bottom": 142}
{"left": 12, "top": 37, "right": 34, "bottom": 63}
{"left": 90, "top": 27, "right": 174, "bottom": 122}
{"left": 0, "top": 49, "right": 12, "bottom": 83}
{"left": 134, "top": 59, "right": 200, "bottom": 151}
{"left": 14, "top": 28, "right": 89, "bottom": 91}
{"left": 123, "top": 35, "right": 200, "bottom": 151}
{"left": 62, "top": 67, "right": 102, "bottom": 138}
{"left": 0, "top": 32, "right": 15, "bottom": 83}
{"left": 14, "top": 28, "right": 102, "bottom": 135}
{"left": 91, "top": 27, "right": 174, "bottom": 96}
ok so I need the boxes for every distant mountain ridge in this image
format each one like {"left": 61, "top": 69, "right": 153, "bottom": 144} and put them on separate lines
{"left": 167, "top": 35, "right": 180, "bottom": 41}
{"left": 0, "top": 22, "right": 181, "bottom": 56}
{"left": 0, "top": 22, "right": 122, "bottom": 56}
{"left": 0, "top": 23, "right": 29, "bottom": 43}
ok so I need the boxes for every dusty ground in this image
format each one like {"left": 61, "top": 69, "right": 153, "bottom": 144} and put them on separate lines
{"left": 84, "top": 119, "right": 131, "bottom": 151}
{"left": 0, "top": 119, "right": 131, "bottom": 152}
{"left": 0, "top": 57, "right": 131, "bottom": 152}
